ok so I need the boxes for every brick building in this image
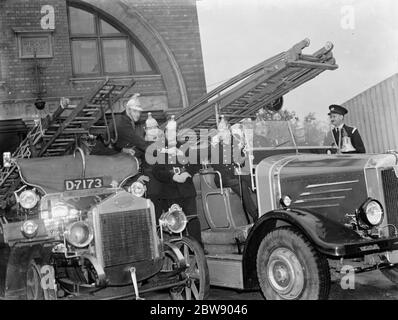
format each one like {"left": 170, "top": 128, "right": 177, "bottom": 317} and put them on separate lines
{"left": 0, "top": 0, "right": 207, "bottom": 152}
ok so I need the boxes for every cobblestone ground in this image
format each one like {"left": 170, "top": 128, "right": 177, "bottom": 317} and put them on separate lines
{"left": 71, "top": 269, "right": 398, "bottom": 300}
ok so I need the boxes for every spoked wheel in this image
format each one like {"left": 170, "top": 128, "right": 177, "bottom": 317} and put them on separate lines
{"left": 169, "top": 237, "right": 209, "bottom": 300}
{"left": 256, "top": 227, "right": 330, "bottom": 300}
{"left": 26, "top": 261, "right": 57, "bottom": 300}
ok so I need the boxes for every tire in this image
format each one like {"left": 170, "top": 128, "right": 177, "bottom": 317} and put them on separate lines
{"left": 169, "top": 236, "right": 210, "bottom": 300}
{"left": 256, "top": 227, "right": 330, "bottom": 300}
{"left": 26, "top": 260, "right": 57, "bottom": 300}
{"left": 381, "top": 267, "right": 398, "bottom": 284}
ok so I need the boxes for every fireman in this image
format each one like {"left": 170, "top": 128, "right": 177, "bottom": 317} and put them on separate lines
{"left": 210, "top": 125, "right": 258, "bottom": 223}
{"left": 91, "top": 93, "right": 149, "bottom": 157}
{"left": 327, "top": 104, "right": 366, "bottom": 154}
{"left": 152, "top": 141, "right": 202, "bottom": 245}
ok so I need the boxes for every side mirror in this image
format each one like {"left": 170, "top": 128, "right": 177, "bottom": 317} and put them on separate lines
{"left": 3, "top": 152, "right": 11, "bottom": 168}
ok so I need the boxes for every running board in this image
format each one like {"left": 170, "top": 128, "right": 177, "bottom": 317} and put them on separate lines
{"left": 206, "top": 254, "right": 244, "bottom": 289}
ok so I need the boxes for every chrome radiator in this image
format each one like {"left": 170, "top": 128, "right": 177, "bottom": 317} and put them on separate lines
{"left": 381, "top": 168, "right": 398, "bottom": 230}
{"left": 92, "top": 192, "right": 159, "bottom": 268}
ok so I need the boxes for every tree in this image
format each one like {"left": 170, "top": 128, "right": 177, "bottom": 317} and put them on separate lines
{"left": 257, "top": 108, "right": 296, "bottom": 121}
{"left": 304, "top": 112, "right": 316, "bottom": 123}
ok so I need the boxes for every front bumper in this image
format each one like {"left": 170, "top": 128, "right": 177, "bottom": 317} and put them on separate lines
{"left": 320, "top": 236, "right": 398, "bottom": 258}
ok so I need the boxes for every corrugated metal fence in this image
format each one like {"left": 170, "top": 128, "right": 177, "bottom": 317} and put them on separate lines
{"left": 344, "top": 73, "right": 398, "bottom": 153}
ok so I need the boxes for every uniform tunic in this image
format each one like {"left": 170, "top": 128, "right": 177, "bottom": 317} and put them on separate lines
{"left": 329, "top": 124, "right": 366, "bottom": 154}
{"left": 152, "top": 150, "right": 202, "bottom": 244}
{"left": 91, "top": 111, "right": 150, "bottom": 156}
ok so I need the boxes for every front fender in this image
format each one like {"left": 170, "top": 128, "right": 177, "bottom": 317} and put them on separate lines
{"left": 242, "top": 208, "right": 398, "bottom": 289}
{"left": 0, "top": 242, "right": 54, "bottom": 299}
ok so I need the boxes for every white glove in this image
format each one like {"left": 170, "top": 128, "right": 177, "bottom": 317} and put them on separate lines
{"left": 172, "top": 173, "right": 190, "bottom": 183}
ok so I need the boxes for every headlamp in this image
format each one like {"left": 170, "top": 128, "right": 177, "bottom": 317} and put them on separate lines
{"left": 65, "top": 221, "right": 93, "bottom": 248}
{"left": 130, "top": 181, "right": 146, "bottom": 197}
{"left": 21, "top": 220, "right": 39, "bottom": 238}
{"left": 19, "top": 189, "right": 39, "bottom": 209}
{"left": 159, "top": 204, "right": 187, "bottom": 234}
{"left": 280, "top": 195, "right": 292, "bottom": 208}
{"left": 358, "top": 198, "right": 384, "bottom": 228}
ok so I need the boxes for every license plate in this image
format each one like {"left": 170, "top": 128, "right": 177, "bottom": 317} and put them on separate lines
{"left": 64, "top": 177, "right": 103, "bottom": 191}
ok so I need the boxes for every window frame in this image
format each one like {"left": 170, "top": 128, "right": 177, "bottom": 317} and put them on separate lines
{"left": 67, "top": 4, "right": 156, "bottom": 77}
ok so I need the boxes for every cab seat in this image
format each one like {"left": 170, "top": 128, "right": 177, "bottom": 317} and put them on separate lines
{"left": 193, "top": 169, "right": 253, "bottom": 253}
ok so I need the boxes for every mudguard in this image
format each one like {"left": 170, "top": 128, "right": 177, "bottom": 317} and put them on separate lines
{"left": 0, "top": 242, "right": 54, "bottom": 299}
{"left": 242, "top": 208, "right": 398, "bottom": 289}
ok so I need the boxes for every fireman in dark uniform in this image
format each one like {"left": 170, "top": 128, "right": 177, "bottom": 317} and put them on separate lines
{"left": 91, "top": 94, "right": 164, "bottom": 216}
{"left": 210, "top": 128, "right": 258, "bottom": 223}
{"left": 152, "top": 144, "right": 202, "bottom": 244}
{"left": 91, "top": 93, "right": 149, "bottom": 157}
{"left": 326, "top": 104, "right": 366, "bottom": 154}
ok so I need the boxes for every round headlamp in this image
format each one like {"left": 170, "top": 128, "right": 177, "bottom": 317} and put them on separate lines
{"left": 280, "top": 195, "right": 292, "bottom": 208}
{"left": 21, "top": 220, "right": 39, "bottom": 238}
{"left": 358, "top": 199, "right": 384, "bottom": 227}
{"left": 65, "top": 221, "right": 93, "bottom": 248}
{"left": 19, "top": 190, "right": 39, "bottom": 209}
{"left": 159, "top": 204, "right": 187, "bottom": 234}
{"left": 130, "top": 181, "right": 146, "bottom": 197}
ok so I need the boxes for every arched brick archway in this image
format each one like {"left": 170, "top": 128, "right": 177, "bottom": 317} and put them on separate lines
{"left": 70, "top": 0, "right": 189, "bottom": 109}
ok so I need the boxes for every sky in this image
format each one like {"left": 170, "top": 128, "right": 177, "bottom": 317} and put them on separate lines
{"left": 196, "top": 0, "right": 398, "bottom": 121}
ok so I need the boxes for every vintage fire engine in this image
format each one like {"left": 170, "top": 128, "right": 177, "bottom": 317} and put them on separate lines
{"left": 3, "top": 39, "right": 398, "bottom": 300}
{"left": 191, "top": 120, "right": 398, "bottom": 299}
{"left": 159, "top": 38, "right": 398, "bottom": 299}
{"left": 0, "top": 79, "right": 209, "bottom": 300}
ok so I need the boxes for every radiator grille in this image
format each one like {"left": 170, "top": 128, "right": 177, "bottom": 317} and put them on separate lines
{"left": 381, "top": 169, "right": 398, "bottom": 229}
{"left": 99, "top": 208, "right": 156, "bottom": 267}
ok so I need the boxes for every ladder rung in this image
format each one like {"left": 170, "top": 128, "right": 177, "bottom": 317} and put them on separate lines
{"left": 50, "top": 123, "right": 85, "bottom": 128}
{"left": 59, "top": 116, "right": 95, "bottom": 121}
{"left": 70, "top": 121, "right": 90, "bottom": 125}
{"left": 54, "top": 138, "right": 75, "bottom": 142}
{"left": 86, "top": 104, "right": 102, "bottom": 108}
{"left": 89, "top": 126, "right": 107, "bottom": 135}
{"left": 224, "top": 114, "right": 250, "bottom": 118}
{"left": 63, "top": 128, "right": 88, "bottom": 133}
{"left": 229, "top": 102, "right": 246, "bottom": 107}
{"left": 65, "top": 105, "right": 77, "bottom": 110}
{"left": 51, "top": 142, "right": 69, "bottom": 146}
{"left": 76, "top": 117, "right": 95, "bottom": 120}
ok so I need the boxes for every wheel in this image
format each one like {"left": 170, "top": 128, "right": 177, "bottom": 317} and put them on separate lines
{"left": 169, "top": 236, "right": 210, "bottom": 300}
{"left": 26, "top": 261, "right": 57, "bottom": 300}
{"left": 256, "top": 227, "right": 330, "bottom": 300}
{"left": 381, "top": 266, "right": 398, "bottom": 284}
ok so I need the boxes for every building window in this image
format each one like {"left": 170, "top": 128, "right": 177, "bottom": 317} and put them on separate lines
{"left": 13, "top": 28, "right": 54, "bottom": 59}
{"left": 68, "top": 5, "right": 156, "bottom": 77}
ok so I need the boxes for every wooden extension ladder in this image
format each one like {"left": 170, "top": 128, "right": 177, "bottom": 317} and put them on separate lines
{"left": 0, "top": 78, "right": 135, "bottom": 208}
{"left": 171, "top": 38, "right": 338, "bottom": 133}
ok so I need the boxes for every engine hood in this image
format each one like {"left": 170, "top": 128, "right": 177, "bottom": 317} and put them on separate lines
{"left": 16, "top": 153, "right": 139, "bottom": 193}
{"left": 256, "top": 153, "right": 397, "bottom": 225}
